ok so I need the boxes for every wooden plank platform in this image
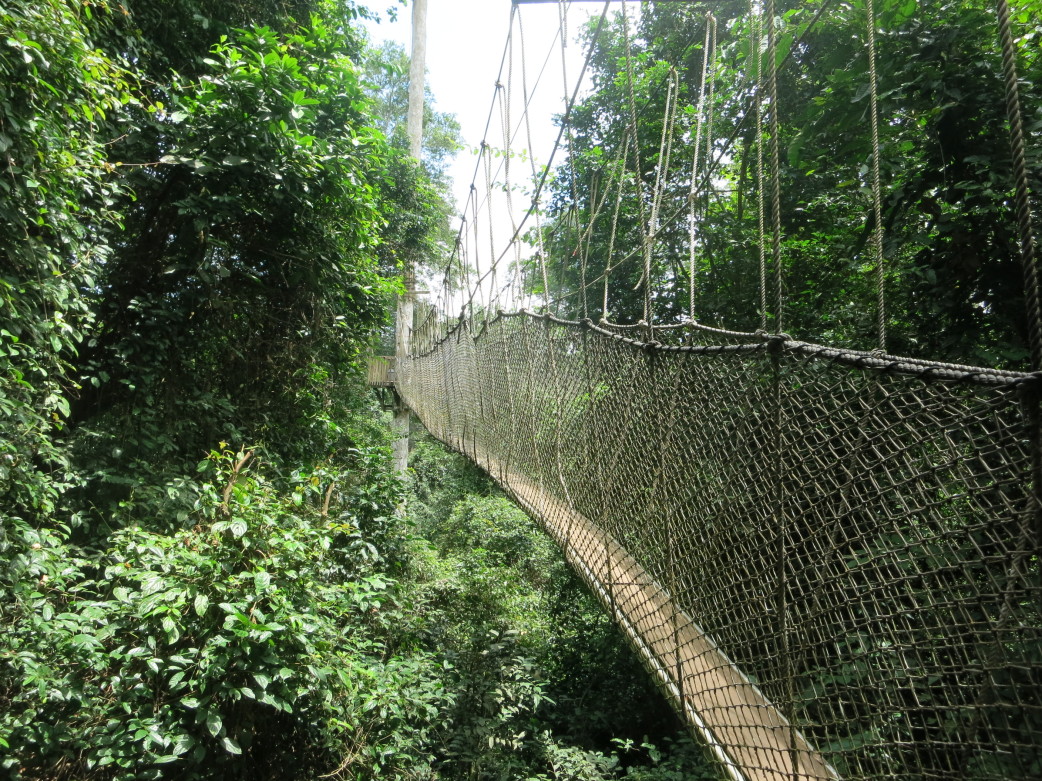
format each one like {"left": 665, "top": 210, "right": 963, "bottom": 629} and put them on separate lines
{"left": 367, "top": 356, "right": 395, "bottom": 387}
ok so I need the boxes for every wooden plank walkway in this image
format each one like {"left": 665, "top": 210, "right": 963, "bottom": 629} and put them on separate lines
{"left": 441, "top": 435, "right": 838, "bottom": 781}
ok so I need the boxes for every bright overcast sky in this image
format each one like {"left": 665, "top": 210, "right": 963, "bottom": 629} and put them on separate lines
{"left": 360, "top": 1, "right": 611, "bottom": 311}
{"left": 360, "top": 0, "right": 596, "bottom": 222}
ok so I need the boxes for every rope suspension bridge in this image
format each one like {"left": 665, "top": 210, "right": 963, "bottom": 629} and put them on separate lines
{"left": 372, "top": 1, "right": 1040, "bottom": 778}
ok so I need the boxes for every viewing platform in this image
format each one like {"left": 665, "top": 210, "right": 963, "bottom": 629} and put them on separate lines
{"left": 367, "top": 356, "right": 395, "bottom": 388}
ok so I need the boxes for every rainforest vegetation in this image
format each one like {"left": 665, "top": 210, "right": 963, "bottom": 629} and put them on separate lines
{"left": 1, "top": 0, "right": 1039, "bottom": 778}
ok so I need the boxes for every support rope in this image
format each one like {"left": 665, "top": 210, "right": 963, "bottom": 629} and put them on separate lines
{"left": 865, "top": 0, "right": 887, "bottom": 352}
{"left": 752, "top": 2, "right": 768, "bottom": 331}
{"left": 995, "top": 0, "right": 1040, "bottom": 370}
{"left": 688, "top": 15, "right": 716, "bottom": 322}
{"left": 765, "top": 0, "right": 785, "bottom": 334}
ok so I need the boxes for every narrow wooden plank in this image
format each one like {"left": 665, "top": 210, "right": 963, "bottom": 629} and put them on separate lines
{"left": 445, "top": 436, "right": 839, "bottom": 781}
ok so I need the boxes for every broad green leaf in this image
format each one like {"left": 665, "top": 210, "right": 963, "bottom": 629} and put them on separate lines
{"left": 205, "top": 710, "right": 222, "bottom": 738}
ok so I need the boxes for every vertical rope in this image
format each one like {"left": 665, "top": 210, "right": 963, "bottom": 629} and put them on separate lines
{"left": 503, "top": 25, "right": 523, "bottom": 310}
{"left": 558, "top": 1, "right": 577, "bottom": 196}
{"left": 765, "top": 0, "right": 785, "bottom": 334}
{"left": 704, "top": 14, "right": 718, "bottom": 195}
{"left": 993, "top": 0, "right": 1042, "bottom": 674}
{"left": 573, "top": 141, "right": 628, "bottom": 319}
{"left": 620, "top": 0, "right": 653, "bottom": 316}
{"left": 605, "top": 135, "right": 631, "bottom": 320}
{"left": 688, "top": 17, "right": 714, "bottom": 321}
{"left": 752, "top": 4, "right": 769, "bottom": 332}
{"left": 865, "top": 0, "right": 887, "bottom": 352}
{"left": 484, "top": 140, "right": 498, "bottom": 320}
{"left": 646, "top": 70, "right": 679, "bottom": 325}
{"left": 470, "top": 182, "right": 480, "bottom": 327}
{"left": 517, "top": 12, "right": 551, "bottom": 311}
{"left": 995, "top": 0, "right": 1040, "bottom": 371}
{"left": 581, "top": 178, "right": 594, "bottom": 319}
{"left": 764, "top": 0, "right": 793, "bottom": 772}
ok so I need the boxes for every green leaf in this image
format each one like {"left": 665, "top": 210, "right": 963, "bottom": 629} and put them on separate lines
{"left": 220, "top": 736, "right": 242, "bottom": 755}
{"left": 205, "top": 710, "right": 222, "bottom": 738}
{"left": 194, "top": 593, "right": 209, "bottom": 616}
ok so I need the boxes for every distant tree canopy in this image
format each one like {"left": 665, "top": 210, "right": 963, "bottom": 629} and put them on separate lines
{"left": 531, "top": 0, "right": 1040, "bottom": 368}
{"left": 361, "top": 38, "right": 462, "bottom": 288}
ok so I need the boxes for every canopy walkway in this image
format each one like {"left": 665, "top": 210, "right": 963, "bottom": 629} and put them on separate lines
{"left": 374, "top": 0, "right": 1041, "bottom": 777}
{"left": 382, "top": 313, "right": 1041, "bottom": 780}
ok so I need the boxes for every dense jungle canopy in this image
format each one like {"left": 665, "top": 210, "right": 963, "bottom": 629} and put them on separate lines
{"left": 0, "top": 0, "right": 1039, "bottom": 778}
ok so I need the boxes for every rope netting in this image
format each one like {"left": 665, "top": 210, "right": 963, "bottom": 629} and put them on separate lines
{"left": 397, "top": 311, "right": 1042, "bottom": 780}
{"left": 386, "top": 0, "right": 1042, "bottom": 776}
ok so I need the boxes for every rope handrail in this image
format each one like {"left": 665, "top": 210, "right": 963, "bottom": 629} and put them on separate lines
{"left": 396, "top": 311, "right": 1042, "bottom": 779}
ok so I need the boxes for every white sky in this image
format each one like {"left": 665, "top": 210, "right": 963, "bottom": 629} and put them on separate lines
{"left": 360, "top": 1, "right": 600, "bottom": 311}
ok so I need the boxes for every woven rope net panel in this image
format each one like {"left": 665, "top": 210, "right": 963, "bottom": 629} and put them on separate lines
{"left": 398, "top": 311, "right": 1042, "bottom": 781}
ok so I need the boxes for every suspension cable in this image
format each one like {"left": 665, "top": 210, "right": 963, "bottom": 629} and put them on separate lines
{"left": 688, "top": 14, "right": 716, "bottom": 321}
{"left": 865, "top": 0, "right": 887, "bottom": 352}
{"left": 752, "top": 1, "right": 768, "bottom": 331}
{"left": 765, "top": 0, "right": 785, "bottom": 333}
{"left": 995, "top": 0, "right": 1040, "bottom": 370}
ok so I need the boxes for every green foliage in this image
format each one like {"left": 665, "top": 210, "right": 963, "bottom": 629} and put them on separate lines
{"left": 1, "top": 0, "right": 440, "bottom": 535}
{"left": 72, "top": 16, "right": 400, "bottom": 516}
{"left": 0, "top": 1, "right": 463, "bottom": 778}
{"left": 362, "top": 39, "right": 463, "bottom": 179}
{"left": 0, "top": 0, "right": 130, "bottom": 535}
{"left": 361, "top": 40, "right": 462, "bottom": 283}
{"left": 1, "top": 445, "right": 453, "bottom": 780}
{"left": 536, "top": 0, "right": 1041, "bottom": 366}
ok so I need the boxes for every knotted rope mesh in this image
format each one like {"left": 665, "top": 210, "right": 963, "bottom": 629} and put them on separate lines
{"left": 398, "top": 312, "right": 1042, "bottom": 780}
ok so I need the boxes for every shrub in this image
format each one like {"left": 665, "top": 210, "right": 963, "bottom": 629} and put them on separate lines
{"left": 0, "top": 446, "right": 448, "bottom": 780}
